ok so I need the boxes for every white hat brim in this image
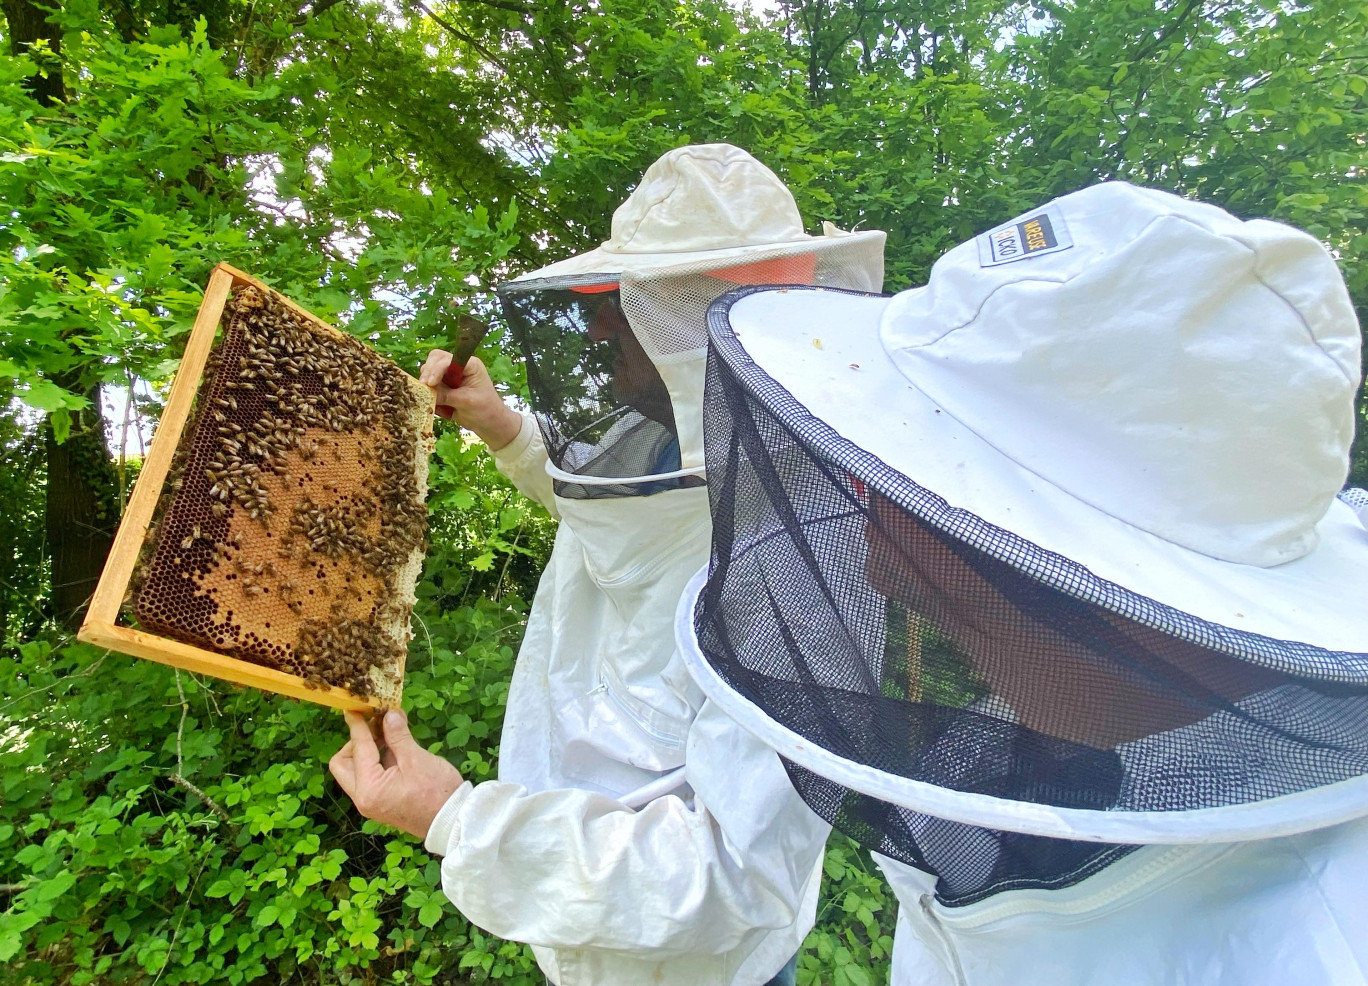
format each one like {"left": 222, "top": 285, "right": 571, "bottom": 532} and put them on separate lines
{"left": 675, "top": 567, "right": 1368, "bottom": 843}
{"left": 508, "top": 229, "right": 886, "bottom": 284}
{"left": 713, "top": 286, "right": 1368, "bottom": 672}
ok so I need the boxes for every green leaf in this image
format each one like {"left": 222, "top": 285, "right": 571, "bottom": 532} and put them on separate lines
{"left": 34, "top": 869, "right": 77, "bottom": 902}
{"left": 0, "top": 926, "right": 21, "bottom": 964}
{"left": 22, "top": 379, "right": 82, "bottom": 414}
{"left": 105, "top": 915, "right": 131, "bottom": 946}
{"left": 417, "top": 896, "right": 445, "bottom": 928}
{"left": 840, "top": 965, "right": 873, "bottom": 986}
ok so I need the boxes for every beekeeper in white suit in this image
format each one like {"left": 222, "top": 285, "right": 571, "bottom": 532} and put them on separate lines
{"left": 676, "top": 181, "right": 1368, "bottom": 984}
{"left": 328, "top": 144, "right": 885, "bottom": 985}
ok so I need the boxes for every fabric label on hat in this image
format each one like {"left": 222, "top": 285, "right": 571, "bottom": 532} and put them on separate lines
{"left": 977, "top": 205, "right": 1073, "bottom": 267}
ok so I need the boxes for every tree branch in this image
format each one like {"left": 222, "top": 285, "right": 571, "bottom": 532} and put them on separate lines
{"left": 169, "top": 774, "right": 237, "bottom": 830}
{"left": 170, "top": 671, "right": 238, "bottom": 832}
{"left": 1130, "top": 0, "right": 1201, "bottom": 65}
{"left": 408, "top": 0, "right": 515, "bottom": 77}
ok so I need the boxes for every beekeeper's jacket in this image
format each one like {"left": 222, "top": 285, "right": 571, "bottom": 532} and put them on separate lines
{"left": 424, "top": 412, "right": 832, "bottom": 986}
{"left": 878, "top": 815, "right": 1368, "bottom": 986}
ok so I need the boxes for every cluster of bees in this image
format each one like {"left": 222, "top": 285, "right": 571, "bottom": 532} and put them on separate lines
{"left": 295, "top": 619, "right": 407, "bottom": 697}
{"left": 133, "top": 285, "right": 431, "bottom": 699}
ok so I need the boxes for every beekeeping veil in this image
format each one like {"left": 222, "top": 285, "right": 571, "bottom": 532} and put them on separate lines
{"left": 497, "top": 143, "right": 885, "bottom": 498}
{"left": 676, "top": 182, "right": 1368, "bottom": 906}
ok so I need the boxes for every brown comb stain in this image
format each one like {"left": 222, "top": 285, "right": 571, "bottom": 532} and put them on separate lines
{"left": 131, "top": 285, "right": 432, "bottom": 703}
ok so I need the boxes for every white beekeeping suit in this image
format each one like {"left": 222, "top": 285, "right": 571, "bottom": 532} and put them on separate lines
{"left": 676, "top": 182, "right": 1368, "bottom": 985}
{"left": 422, "top": 144, "right": 886, "bottom": 986}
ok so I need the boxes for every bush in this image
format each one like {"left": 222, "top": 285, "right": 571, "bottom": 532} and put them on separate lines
{"left": 1, "top": 616, "right": 898, "bottom": 986}
{"left": 0, "top": 591, "right": 542, "bottom": 986}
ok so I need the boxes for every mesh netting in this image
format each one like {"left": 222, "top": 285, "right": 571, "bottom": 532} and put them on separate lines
{"left": 497, "top": 233, "right": 884, "bottom": 499}
{"left": 497, "top": 280, "right": 702, "bottom": 499}
{"left": 131, "top": 285, "right": 431, "bottom": 702}
{"left": 695, "top": 302, "right": 1368, "bottom": 905}
{"left": 616, "top": 234, "right": 885, "bottom": 364}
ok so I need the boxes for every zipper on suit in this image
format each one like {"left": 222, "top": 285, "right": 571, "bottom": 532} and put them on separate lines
{"left": 919, "top": 894, "right": 969, "bottom": 986}
{"left": 931, "top": 843, "right": 1237, "bottom": 930}
{"left": 597, "top": 676, "right": 688, "bottom": 747}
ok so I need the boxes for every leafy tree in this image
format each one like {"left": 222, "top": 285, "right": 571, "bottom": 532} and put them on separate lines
{"left": 0, "top": 0, "right": 527, "bottom": 630}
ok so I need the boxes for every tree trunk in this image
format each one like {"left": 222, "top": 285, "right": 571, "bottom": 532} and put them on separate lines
{"left": 45, "top": 382, "right": 118, "bottom": 631}
{"left": 2, "top": 0, "right": 66, "bottom": 106}
{"left": 3, "top": 0, "right": 116, "bottom": 630}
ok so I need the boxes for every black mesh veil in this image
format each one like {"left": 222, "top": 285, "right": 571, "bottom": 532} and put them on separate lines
{"left": 497, "top": 276, "right": 702, "bottom": 500}
{"left": 692, "top": 286, "right": 1368, "bottom": 907}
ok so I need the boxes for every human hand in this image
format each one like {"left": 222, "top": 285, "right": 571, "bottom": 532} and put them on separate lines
{"left": 418, "top": 351, "right": 523, "bottom": 451}
{"left": 328, "top": 709, "right": 464, "bottom": 839}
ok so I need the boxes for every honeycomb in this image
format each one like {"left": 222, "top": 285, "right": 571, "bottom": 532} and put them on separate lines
{"left": 131, "top": 284, "right": 434, "bottom": 704}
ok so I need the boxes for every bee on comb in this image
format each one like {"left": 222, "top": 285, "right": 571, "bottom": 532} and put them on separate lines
{"left": 80, "top": 264, "right": 435, "bottom": 710}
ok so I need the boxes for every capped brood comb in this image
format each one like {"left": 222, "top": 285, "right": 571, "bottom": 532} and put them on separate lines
{"left": 79, "top": 264, "right": 435, "bottom": 710}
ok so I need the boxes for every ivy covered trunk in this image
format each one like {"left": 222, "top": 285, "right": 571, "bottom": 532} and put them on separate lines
{"left": 2, "top": 0, "right": 65, "bottom": 106}
{"left": 44, "top": 380, "right": 118, "bottom": 629}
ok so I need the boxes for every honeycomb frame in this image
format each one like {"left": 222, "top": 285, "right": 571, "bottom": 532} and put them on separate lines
{"left": 79, "top": 263, "right": 435, "bottom": 711}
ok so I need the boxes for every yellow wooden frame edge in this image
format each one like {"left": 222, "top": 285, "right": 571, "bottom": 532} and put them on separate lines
{"left": 79, "top": 620, "right": 377, "bottom": 712}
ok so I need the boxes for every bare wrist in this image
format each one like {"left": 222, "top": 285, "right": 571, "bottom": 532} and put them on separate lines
{"left": 479, "top": 406, "right": 524, "bottom": 452}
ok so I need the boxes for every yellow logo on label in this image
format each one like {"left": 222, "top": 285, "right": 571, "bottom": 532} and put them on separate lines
{"left": 1022, "top": 218, "right": 1049, "bottom": 252}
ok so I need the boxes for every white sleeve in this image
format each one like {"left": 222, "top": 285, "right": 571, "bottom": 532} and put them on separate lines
{"left": 423, "top": 701, "right": 831, "bottom": 956}
{"left": 489, "top": 412, "right": 558, "bottom": 518}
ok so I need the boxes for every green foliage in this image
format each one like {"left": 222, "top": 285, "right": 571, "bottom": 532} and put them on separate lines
{"left": 0, "top": 1, "right": 524, "bottom": 426}
{"left": 0, "top": 0, "right": 522, "bottom": 638}
{"left": 1, "top": 15, "right": 262, "bottom": 416}
{"left": 2, "top": 0, "right": 1366, "bottom": 983}
{"left": 1, "top": 626, "right": 890, "bottom": 986}
{"left": 801, "top": 836, "right": 898, "bottom": 986}
{"left": 0, "top": 406, "right": 46, "bottom": 639}
{"left": 0, "top": 592, "right": 544, "bottom": 986}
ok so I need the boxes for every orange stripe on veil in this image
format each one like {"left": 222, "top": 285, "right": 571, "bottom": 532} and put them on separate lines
{"left": 564, "top": 252, "right": 819, "bottom": 293}
{"left": 708, "top": 253, "right": 818, "bottom": 285}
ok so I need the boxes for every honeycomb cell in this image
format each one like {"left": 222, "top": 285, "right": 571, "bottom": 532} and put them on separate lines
{"left": 131, "top": 284, "right": 434, "bottom": 702}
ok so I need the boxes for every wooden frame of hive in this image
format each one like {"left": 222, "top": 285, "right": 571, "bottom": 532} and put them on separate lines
{"left": 78, "top": 263, "right": 433, "bottom": 711}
